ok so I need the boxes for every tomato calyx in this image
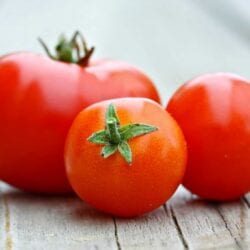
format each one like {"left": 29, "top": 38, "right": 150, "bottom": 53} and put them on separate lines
{"left": 87, "top": 103, "right": 158, "bottom": 165}
{"left": 38, "top": 31, "right": 94, "bottom": 66}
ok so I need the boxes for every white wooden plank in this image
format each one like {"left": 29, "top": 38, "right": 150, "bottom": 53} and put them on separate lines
{"left": 169, "top": 187, "right": 240, "bottom": 249}
{"left": 216, "top": 198, "right": 250, "bottom": 249}
{"left": 115, "top": 204, "right": 185, "bottom": 250}
{"left": 0, "top": 183, "right": 118, "bottom": 250}
{"left": 0, "top": 186, "right": 10, "bottom": 250}
{"left": 1, "top": 184, "right": 249, "bottom": 250}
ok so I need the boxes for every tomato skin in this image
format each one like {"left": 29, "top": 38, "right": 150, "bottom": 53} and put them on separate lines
{"left": 65, "top": 98, "right": 186, "bottom": 217}
{"left": 167, "top": 73, "right": 250, "bottom": 200}
{"left": 0, "top": 53, "right": 160, "bottom": 194}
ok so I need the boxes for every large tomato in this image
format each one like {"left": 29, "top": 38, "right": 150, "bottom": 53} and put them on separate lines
{"left": 167, "top": 73, "right": 250, "bottom": 200}
{"left": 0, "top": 32, "right": 160, "bottom": 193}
{"left": 65, "top": 98, "right": 187, "bottom": 217}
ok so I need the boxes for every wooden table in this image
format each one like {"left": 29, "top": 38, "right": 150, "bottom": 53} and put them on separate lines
{"left": 0, "top": 183, "right": 249, "bottom": 249}
{"left": 0, "top": 0, "right": 250, "bottom": 249}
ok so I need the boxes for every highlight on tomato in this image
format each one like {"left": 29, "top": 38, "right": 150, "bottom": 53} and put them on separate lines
{"left": 0, "top": 31, "right": 160, "bottom": 194}
{"left": 167, "top": 73, "right": 250, "bottom": 200}
{"left": 65, "top": 98, "right": 187, "bottom": 217}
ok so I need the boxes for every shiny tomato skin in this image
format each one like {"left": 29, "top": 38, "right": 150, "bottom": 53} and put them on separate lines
{"left": 0, "top": 53, "right": 160, "bottom": 193}
{"left": 167, "top": 73, "right": 250, "bottom": 200}
{"left": 65, "top": 98, "right": 187, "bottom": 217}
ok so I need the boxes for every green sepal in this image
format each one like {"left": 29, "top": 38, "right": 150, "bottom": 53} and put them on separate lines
{"left": 118, "top": 141, "right": 132, "bottom": 165}
{"left": 101, "top": 144, "right": 118, "bottom": 158}
{"left": 119, "top": 124, "right": 158, "bottom": 140}
{"left": 87, "top": 103, "right": 158, "bottom": 165}
{"left": 87, "top": 130, "right": 109, "bottom": 144}
{"left": 38, "top": 38, "right": 56, "bottom": 60}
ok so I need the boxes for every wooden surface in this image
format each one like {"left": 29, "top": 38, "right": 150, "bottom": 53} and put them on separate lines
{"left": 0, "top": 183, "right": 249, "bottom": 250}
{"left": 0, "top": 0, "right": 250, "bottom": 249}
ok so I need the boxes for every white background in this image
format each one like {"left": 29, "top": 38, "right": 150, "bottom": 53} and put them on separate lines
{"left": 0, "top": 0, "right": 250, "bottom": 104}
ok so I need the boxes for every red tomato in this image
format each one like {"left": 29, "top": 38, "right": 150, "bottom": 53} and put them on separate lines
{"left": 65, "top": 98, "right": 187, "bottom": 217}
{"left": 0, "top": 33, "right": 160, "bottom": 193}
{"left": 167, "top": 73, "right": 250, "bottom": 200}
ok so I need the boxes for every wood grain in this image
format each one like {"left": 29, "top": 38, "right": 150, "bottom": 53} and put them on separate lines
{"left": 0, "top": 183, "right": 118, "bottom": 250}
{"left": 115, "top": 205, "right": 185, "bottom": 250}
{"left": 244, "top": 194, "right": 250, "bottom": 208}
{"left": 217, "top": 198, "right": 250, "bottom": 249}
{"left": 0, "top": 188, "right": 7, "bottom": 250}
{"left": 168, "top": 187, "right": 249, "bottom": 249}
{"left": 1, "top": 184, "right": 250, "bottom": 249}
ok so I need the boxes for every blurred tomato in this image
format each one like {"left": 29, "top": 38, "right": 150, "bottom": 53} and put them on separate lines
{"left": 0, "top": 32, "right": 160, "bottom": 193}
{"left": 167, "top": 73, "right": 250, "bottom": 200}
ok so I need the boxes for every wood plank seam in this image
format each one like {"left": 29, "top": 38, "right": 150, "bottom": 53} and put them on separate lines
{"left": 164, "top": 204, "right": 189, "bottom": 250}
{"left": 216, "top": 207, "right": 243, "bottom": 249}
{"left": 242, "top": 197, "right": 250, "bottom": 209}
{"left": 3, "top": 195, "right": 12, "bottom": 250}
{"left": 113, "top": 217, "right": 122, "bottom": 250}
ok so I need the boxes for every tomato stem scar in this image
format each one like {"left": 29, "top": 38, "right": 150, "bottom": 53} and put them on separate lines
{"left": 87, "top": 103, "right": 158, "bottom": 165}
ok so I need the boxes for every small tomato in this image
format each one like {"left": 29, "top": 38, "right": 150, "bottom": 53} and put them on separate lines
{"left": 65, "top": 98, "right": 187, "bottom": 217}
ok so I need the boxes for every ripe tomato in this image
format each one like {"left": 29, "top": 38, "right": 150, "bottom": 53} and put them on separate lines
{"left": 0, "top": 32, "right": 160, "bottom": 193}
{"left": 65, "top": 98, "right": 187, "bottom": 217}
{"left": 167, "top": 73, "right": 250, "bottom": 200}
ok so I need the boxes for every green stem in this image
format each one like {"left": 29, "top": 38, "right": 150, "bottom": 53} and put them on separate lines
{"left": 106, "top": 118, "right": 121, "bottom": 144}
{"left": 38, "top": 31, "right": 94, "bottom": 66}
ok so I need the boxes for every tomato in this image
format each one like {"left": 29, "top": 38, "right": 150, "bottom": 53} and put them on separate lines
{"left": 0, "top": 32, "right": 160, "bottom": 193}
{"left": 65, "top": 98, "right": 187, "bottom": 217}
{"left": 167, "top": 73, "right": 250, "bottom": 200}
